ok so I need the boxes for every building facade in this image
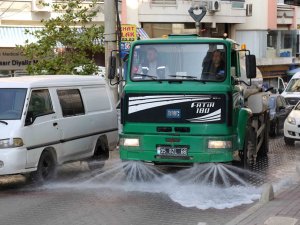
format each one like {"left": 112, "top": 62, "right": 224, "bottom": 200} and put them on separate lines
{"left": 1, "top": 0, "right": 300, "bottom": 81}
{"left": 122, "top": 0, "right": 300, "bottom": 84}
{"left": 0, "top": 0, "right": 105, "bottom": 76}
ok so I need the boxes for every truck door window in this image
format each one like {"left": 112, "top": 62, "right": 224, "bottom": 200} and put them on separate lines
{"left": 57, "top": 89, "right": 85, "bottom": 117}
{"left": 28, "top": 89, "right": 54, "bottom": 118}
{"left": 231, "top": 50, "right": 239, "bottom": 77}
{"left": 131, "top": 43, "right": 226, "bottom": 82}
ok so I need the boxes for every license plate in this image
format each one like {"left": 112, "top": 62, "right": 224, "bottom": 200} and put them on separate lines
{"left": 157, "top": 147, "right": 188, "bottom": 156}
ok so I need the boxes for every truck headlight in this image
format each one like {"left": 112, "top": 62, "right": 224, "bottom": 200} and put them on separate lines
{"left": 287, "top": 117, "right": 296, "bottom": 125}
{"left": 208, "top": 140, "right": 232, "bottom": 149}
{"left": 121, "top": 138, "right": 140, "bottom": 147}
{"left": 0, "top": 138, "right": 24, "bottom": 149}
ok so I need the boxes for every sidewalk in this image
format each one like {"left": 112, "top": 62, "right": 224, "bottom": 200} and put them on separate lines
{"left": 226, "top": 182, "right": 300, "bottom": 225}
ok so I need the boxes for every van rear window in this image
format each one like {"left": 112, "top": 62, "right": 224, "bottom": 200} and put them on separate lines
{"left": 57, "top": 89, "right": 85, "bottom": 117}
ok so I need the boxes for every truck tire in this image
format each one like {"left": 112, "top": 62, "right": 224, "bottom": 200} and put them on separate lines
{"left": 258, "top": 112, "right": 269, "bottom": 158}
{"left": 284, "top": 137, "right": 295, "bottom": 146}
{"left": 239, "top": 126, "right": 252, "bottom": 169}
{"left": 269, "top": 120, "right": 279, "bottom": 137}
{"left": 30, "top": 151, "right": 57, "bottom": 183}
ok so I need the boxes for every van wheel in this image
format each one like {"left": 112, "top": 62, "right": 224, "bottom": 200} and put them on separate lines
{"left": 284, "top": 137, "right": 295, "bottom": 146}
{"left": 30, "top": 151, "right": 56, "bottom": 183}
{"left": 87, "top": 139, "right": 108, "bottom": 170}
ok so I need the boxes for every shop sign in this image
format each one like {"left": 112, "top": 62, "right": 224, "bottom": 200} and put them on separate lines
{"left": 0, "top": 48, "right": 37, "bottom": 70}
{"left": 121, "top": 24, "right": 137, "bottom": 42}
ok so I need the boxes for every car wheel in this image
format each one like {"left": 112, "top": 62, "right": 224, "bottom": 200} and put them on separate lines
{"left": 30, "top": 151, "right": 57, "bottom": 183}
{"left": 284, "top": 137, "right": 295, "bottom": 146}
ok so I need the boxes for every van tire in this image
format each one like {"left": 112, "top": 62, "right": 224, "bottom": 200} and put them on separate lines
{"left": 30, "top": 151, "right": 57, "bottom": 183}
{"left": 87, "top": 138, "right": 109, "bottom": 170}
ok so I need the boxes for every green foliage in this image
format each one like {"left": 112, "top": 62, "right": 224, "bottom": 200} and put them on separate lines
{"left": 18, "top": 0, "right": 104, "bottom": 75}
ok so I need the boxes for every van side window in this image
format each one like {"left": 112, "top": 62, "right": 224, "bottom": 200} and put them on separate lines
{"left": 57, "top": 89, "right": 85, "bottom": 117}
{"left": 28, "top": 89, "right": 53, "bottom": 117}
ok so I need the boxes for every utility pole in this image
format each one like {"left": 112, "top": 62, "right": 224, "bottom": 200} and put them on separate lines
{"left": 104, "top": 0, "right": 118, "bottom": 103}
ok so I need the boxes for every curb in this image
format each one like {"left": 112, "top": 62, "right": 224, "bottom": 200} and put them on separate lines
{"left": 224, "top": 183, "right": 273, "bottom": 225}
{"left": 225, "top": 166, "right": 300, "bottom": 225}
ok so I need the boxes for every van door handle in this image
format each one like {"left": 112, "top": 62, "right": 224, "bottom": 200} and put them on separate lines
{"left": 53, "top": 122, "right": 58, "bottom": 127}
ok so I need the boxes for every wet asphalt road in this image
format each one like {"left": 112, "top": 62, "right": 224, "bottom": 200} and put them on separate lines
{"left": 0, "top": 135, "right": 299, "bottom": 225}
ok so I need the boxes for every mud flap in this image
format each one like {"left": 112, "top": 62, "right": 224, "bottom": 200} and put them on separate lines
{"left": 237, "top": 107, "right": 252, "bottom": 150}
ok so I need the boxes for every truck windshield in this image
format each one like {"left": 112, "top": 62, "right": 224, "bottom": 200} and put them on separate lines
{"left": 130, "top": 43, "right": 226, "bottom": 82}
{"left": 285, "top": 78, "right": 300, "bottom": 92}
{"left": 0, "top": 88, "right": 27, "bottom": 120}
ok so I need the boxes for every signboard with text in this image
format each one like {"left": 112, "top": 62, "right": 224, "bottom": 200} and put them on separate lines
{"left": 121, "top": 24, "right": 137, "bottom": 42}
{"left": 0, "top": 48, "right": 37, "bottom": 70}
{"left": 121, "top": 24, "right": 137, "bottom": 58}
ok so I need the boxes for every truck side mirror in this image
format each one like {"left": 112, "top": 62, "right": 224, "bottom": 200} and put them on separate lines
{"left": 245, "top": 55, "right": 257, "bottom": 79}
{"left": 108, "top": 56, "right": 116, "bottom": 80}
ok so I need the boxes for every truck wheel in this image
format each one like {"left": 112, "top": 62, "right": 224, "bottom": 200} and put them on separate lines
{"left": 258, "top": 113, "right": 269, "bottom": 158}
{"left": 30, "top": 151, "right": 57, "bottom": 183}
{"left": 284, "top": 137, "right": 295, "bottom": 146}
{"left": 270, "top": 120, "right": 279, "bottom": 137}
{"left": 239, "top": 130, "right": 251, "bottom": 169}
{"left": 87, "top": 139, "right": 108, "bottom": 170}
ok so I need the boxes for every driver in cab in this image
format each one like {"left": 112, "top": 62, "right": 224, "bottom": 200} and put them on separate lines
{"left": 202, "top": 50, "right": 225, "bottom": 81}
{"left": 135, "top": 47, "right": 169, "bottom": 80}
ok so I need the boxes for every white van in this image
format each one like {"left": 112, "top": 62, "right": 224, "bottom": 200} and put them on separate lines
{"left": 0, "top": 75, "right": 118, "bottom": 182}
{"left": 281, "top": 72, "right": 300, "bottom": 105}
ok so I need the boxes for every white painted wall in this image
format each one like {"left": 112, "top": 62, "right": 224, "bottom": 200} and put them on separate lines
{"left": 235, "top": 30, "right": 268, "bottom": 58}
{"left": 234, "top": 0, "right": 269, "bottom": 30}
{"left": 138, "top": 1, "right": 246, "bottom": 24}
{"left": 126, "top": 0, "right": 140, "bottom": 25}
{"left": 0, "top": 1, "right": 104, "bottom": 26}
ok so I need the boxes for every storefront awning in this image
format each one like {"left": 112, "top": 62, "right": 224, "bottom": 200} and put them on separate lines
{"left": 0, "top": 27, "right": 42, "bottom": 47}
{"left": 287, "top": 67, "right": 300, "bottom": 76}
{"left": 137, "top": 28, "right": 149, "bottom": 40}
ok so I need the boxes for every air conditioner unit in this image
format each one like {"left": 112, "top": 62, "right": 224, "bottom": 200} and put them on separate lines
{"left": 32, "top": 0, "right": 52, "bottom": 12}
{"left": 208, "top": 1, "right": 221, "bottom": 12}
{"left": 246, "top": 4, "right": 253, "bottom": 17}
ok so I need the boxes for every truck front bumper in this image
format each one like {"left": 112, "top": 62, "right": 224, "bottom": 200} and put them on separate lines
{"left": 119, "top": 134, "right": 236, "bottom": 164}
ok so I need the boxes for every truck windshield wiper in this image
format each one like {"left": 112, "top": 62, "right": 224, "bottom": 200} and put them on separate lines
{"left": 133, "top": 73, "right": 162, "bottom": 83}
{"left": 168, "top": 75, "right": 198, "bottom": 80}
{"left": 0, "top": 120, "right": 8, "bottom": 125}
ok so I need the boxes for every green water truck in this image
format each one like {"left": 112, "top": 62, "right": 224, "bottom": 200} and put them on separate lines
{"left": 109, "top": 7, "right": 269, "bottom": 168}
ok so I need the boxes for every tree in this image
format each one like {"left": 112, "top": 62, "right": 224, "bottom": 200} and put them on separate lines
{"left": 18, "top": 0, "right": 104, "bottom": 75}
